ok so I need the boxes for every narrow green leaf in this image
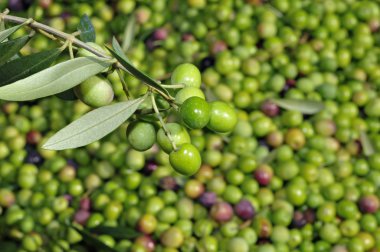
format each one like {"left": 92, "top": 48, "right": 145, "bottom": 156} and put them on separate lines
{"left": 107, "top": 45, "right": 170, "bottom": 97}
{"left": 0, "top": 56, "right": 111, "bottom": 101}
{"left": 10, "top": 53, "right": 21, "bottom": 61}
{"left": 78, "top": 14, "right": 95, "bottom": 43}
{"left": 71, "top": 226, "right": 118, "bottom": 252}
{"left": 89, "top": 226, "right": 140, "bottom": 239}
{"left": 270, "top": 98, "right": 325, "bottom": 115}
{"left": 122, "top": 15, "right": 136, "bottom": 52}
{"left": 0, "top": 19, "right": 5, "bottom": 31}
{"left": 360, "top": 131, "right": 375, "bottom": 156}
{"left": 112, "top": 37, "right": 129, "bottom": 63}
{"left": 0, "top": 23, "right": 25, "bottom": 43}
{"left": 0, "top": 35, "right": 29, "bottom": 65}
{"left": 0, "top": 48, "right": 62, "bottom": 86}
{"left": 42, "top": 96, "right": 146, "bottom": 150}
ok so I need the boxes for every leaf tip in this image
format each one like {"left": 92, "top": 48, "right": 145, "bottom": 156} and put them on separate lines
{"left": 41, "top": 138, "right": 59, "bottom": 150}
{"left": 41, "top": 143, "right": 53, "bottom": 150}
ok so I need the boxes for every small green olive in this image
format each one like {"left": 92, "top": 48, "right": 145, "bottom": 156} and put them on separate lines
{"left": 207, "top": 101, "right": 237, "bottom": 133}
{"left": 126, "top": 121, "right": 156, "bottom": 151}
{"left": 175, "top": 87, "right": 205, "bottom": 104}
{"left": 74, "top": 76, "right": 114, "bottom": 108}
{"left": 171, "top": 63, "right": 202, "bottom": 88}
{"left": 180, "top": 97, "right": 211, "bottom": 129}
{"left": 157, "top": 123, "right": 191, "bottom": 153}
{"left": 169, "top": 143, "right": 201, "bottom": 176}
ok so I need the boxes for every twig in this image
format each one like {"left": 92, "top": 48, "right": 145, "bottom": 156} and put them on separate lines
{"left": 150, "top": 92, "right": 177, "bottom": 151}
{"left": 160, "top": 84, "right": 185, "bottom": 89}
{"left": 2, "top": 14, "right": 110, "bottom": 59}
{"left": 116, "top": 69, "right": 130, "bottom": 98}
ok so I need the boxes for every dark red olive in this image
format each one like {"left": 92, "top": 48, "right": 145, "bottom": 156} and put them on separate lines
{"left": 261, "top": 100, "right": 280, "bottom": 117}
{"left": 199, "top": 192, "right": 217, "bottom": 208}
{"left": 254, "top": 165, "right": 273, "bottom": 186}
{"left": 359, "top": 195, "right": 380, "bottom": 213}
{"left": 80, "top": 197, "right": 91, "bottom": 211}
{"left": 234, "top": 199, "right": 255, "bottom": 220}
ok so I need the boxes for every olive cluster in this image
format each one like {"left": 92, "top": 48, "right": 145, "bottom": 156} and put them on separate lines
{"left": 126, "top": 63, "right": 237, "bottom": 176}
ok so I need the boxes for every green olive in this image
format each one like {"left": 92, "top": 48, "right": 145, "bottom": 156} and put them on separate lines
{"left": 175, "top": 87, "right": 205, "bottom": 104}
{"left": 157, "top": 123, "right": 191, "bottom": 153}
{"left": 171, "top": 63, "right": 202, "bottom": 88}
{"left": 180, "top": 97, "right": 211, "bottom": 129}
{"left": 207, "top": 101, "right": 237, "bottom": 133}
{"left": 169, "top": 143, "right": 201, "bottom": 176}
{"left": 126, "top": 121, "right": 156, "bottom": 151}
{"left": 74, "top": 76, "right": 114, "bottom": 107}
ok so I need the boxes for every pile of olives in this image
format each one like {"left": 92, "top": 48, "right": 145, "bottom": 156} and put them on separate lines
{"left": 1, "top": 0, "right": 380, "bottom": 252}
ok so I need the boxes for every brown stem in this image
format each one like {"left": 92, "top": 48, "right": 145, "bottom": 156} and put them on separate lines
{"left": 2, "top": 14, "right": 109, "bottom": 59}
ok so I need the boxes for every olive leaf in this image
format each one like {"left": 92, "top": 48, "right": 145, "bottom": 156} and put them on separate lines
{"left": 0, "top": 48, "right": 61, "bottom": 86}
{"left": 0, "top": 35, "right": 29, "bottom": 65}
{"left": 122, "top": 15, "right": 135, "bottom": 52}
{"left": 71, "top": 226, "right": 118, "bottom": 252}
{"left": 0, "top": 19, "right": 4, "bottom": 31}
{"left": 360, "top": 131, "right": 375, "bottom": 156}
{"left": 0, "top": 57, "right": 111, "bottom": 101}
{"left": 0, "top": 23, "right": 25, "bottom": 42}
{"left": 270, "top": 98, "right": 325, "bottom": 115}
{"left": 112, "top": 37, "right": 130, "bottom": 63}
{"left": 107, "top": 41, "right": 170, "bottom": 97}
{"left": 78, "top": 14, "right": 96, "bottom": 43}
{"left": 42, "top": 96, "right": 146, "bottom": 150}
{"left": 89, "top": 226, "right": 140, "bottom": 239}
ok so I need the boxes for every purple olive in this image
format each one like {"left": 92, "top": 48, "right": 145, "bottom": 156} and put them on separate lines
{"left": 199, "top": 192, "right": 217, "bottom": 208}
{"left": 234, "top": 199, "right": 255, "bottom": 220}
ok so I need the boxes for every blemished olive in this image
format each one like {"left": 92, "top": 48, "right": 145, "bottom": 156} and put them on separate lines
{"left": 160, "top": 227, "right": 184, "bottom": 248}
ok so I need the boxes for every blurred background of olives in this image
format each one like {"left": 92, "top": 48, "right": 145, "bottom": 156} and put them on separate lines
{"left": 2, "top": 0, "right": 380, "bottom": 251}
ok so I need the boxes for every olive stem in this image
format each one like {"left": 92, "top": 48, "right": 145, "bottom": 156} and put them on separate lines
{"left": 2, "top": 13, "right": 110, "bottom": 59}
{"left": 116, "top": 69, "right": 130, "bottom": 98}
{"left": 160, "top": 84, "right": 185, "bottom": 89}
{"left": 150, "top": 92, "right": 177, "bottom": 151}
{"left": 68, "top": 42, "right": 74, "bottom": 59}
